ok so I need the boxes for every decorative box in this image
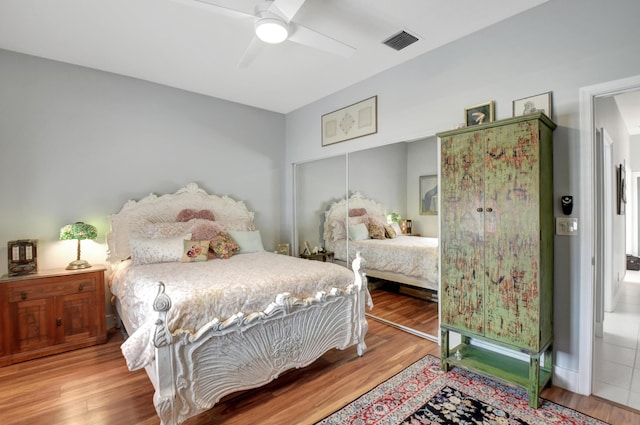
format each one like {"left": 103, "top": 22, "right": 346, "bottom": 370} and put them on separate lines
{"left": 7, "top": 239, "right": 38, "bottom": 276}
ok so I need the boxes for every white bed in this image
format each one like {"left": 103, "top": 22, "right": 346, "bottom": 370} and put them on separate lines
{"left": 107, "top": 183, "right": 370, "bottom": 425}
{"left": 323, "top": 192, "right": 439, "bottom": 293}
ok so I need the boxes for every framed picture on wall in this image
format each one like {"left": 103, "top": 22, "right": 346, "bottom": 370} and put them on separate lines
{"left": 420, "top": 175, "right": 438, "bottom": 215}
{"left": 617, "top": 162, "right": 626, "bottom": 215}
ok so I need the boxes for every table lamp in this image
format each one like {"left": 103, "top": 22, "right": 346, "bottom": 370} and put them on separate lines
{"left": 60, "top": 222, "right": 97, "bottom": 270}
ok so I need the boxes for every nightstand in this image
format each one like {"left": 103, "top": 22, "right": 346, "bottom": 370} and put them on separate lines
{"left": 299, "top": 251, "right": 335, "bottom": 262}
{"left": 0, "top": 266, "right": 107, "bottom": 366}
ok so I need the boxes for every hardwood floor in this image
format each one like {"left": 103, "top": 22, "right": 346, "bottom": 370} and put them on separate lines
{"left": 1, "top": 322, "right": 639, "bottom": 425}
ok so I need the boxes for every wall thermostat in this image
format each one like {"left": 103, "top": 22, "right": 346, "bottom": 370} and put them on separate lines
{"left": 561, "top": 196, "right": 573, "bottom": 215}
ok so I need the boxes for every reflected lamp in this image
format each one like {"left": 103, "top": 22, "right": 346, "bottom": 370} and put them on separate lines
{"left": 60, "top": 222, "right": 97, "bottom": 270}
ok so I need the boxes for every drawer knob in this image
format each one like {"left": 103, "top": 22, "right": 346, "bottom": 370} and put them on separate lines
{"left": 486, "top": 207, "right": 493, "bottom": 212}
{"left": 21, "top": 291, "right": 27, "bottom": 300}
{"left": 78, "top": 283, "right": 85, "bottom": 291}
{"left": 476, "top": 207, "right": 483, "bottom": 212}
{"left": 56, "top": 317, "right": 62, "bottom": 327}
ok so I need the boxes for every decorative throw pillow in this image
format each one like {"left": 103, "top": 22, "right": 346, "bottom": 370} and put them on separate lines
{"left": 227, "top": 230, "right": 265, "bottom": 254}
{"left": 348, "top": 223, "right": 370, "bottom": 241}
{"left": 209, "top": 231, "right": 240, "bottom": 259}
{"left": 130, "top": 234, "right": 192, "bottom": 265}
{"left": 369, "top": 223, "right": 386, "bottom": 240}
{"left": 176, "top": 209, "right": 216, "bottom": 222}
{"left": 180, "top": 240, "right": 209, "bottom": 262}
{"left": 384, "top": 224, "right": 397, "bottom": 239}
{"left": 349, "top": 208, "right": 367, "bottom": 217}
{"left": 190, "top": 221, "right": 220, "bottom": 241}
{"left": 142, "top": 222, "right": 192, "bottom": 239}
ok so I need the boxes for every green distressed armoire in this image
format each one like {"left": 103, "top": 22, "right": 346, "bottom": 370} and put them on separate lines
{"left": 437, "top": 112, "right": 556, "bottom": 408}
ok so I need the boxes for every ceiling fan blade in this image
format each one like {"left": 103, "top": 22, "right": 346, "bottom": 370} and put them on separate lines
{"left": 238, "top": 36, "right": 264, "bottom": 68}
{"left": 172, "top": 0, "right": 255, "bottom": 20}
{"left": 270, "top": 0, "right": 307, "bottom": 22}
{"left": 288, "top": 24, "right": 355, "bottom": 58}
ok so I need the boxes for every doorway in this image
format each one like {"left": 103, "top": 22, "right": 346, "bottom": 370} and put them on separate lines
{"left": 580, "top": 75, "right": 640, "bottom": 408}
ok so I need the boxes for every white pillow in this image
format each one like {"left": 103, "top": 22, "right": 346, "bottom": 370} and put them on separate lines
{"left": 227, "top": 230, "right": 265, "bottom": 254}
{"left": 348, "top": 223, "right": 370, "bottom": 241}
{"left": 130, "top": 233, "right": 192, "bottom": 265}
{"left": 390, "top": 222, "right": 402, "bottom": 236}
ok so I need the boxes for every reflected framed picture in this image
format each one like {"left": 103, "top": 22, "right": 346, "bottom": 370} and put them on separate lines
{"left": 276, "top": 243, "right": 290, "bottom": 256}
{"left": 513, "top": 91, "right": 552, "bottom": 117}
{"left": 465, "top": 101, "right": 494, "bottom": 126}
{"left": 420, "top": 175, "right": 438, "bottom": 215}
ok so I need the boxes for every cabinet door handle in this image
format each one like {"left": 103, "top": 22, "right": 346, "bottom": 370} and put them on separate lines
{"left": 21, "top": 291, "right": 27, "bottom": 300}
{"left": 476, "top": 207, "right": 483, "bottom": 212}
{"left": 486, "top": 207, "right": 493, "bottom": 212}
{"left": 56, "top": 317, "right": 62, "bottom": 327}
{"left": 78, "top": 283, "right": 85, "bottom": 291}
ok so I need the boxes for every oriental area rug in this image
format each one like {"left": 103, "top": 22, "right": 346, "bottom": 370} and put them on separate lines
{"left": 317, "top": 355, "right": 608, "bottom": 425}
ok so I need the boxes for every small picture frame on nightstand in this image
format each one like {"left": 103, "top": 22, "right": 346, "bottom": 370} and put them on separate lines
{"left": 7, "top": 239, "right": 38, "bottom": 276}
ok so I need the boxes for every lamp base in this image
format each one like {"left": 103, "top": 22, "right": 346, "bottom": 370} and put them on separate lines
{"left": 66, "top": 259, "right": 92, "bottom": 270}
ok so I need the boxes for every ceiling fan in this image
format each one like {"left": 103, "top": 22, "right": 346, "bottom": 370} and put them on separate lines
{"left": 180, "top": 0, "right": 356, "bottom": 68}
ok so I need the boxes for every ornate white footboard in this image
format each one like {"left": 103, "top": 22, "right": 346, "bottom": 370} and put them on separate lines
{"left": 148, "top": 254, "right": 369, "bottom": 425}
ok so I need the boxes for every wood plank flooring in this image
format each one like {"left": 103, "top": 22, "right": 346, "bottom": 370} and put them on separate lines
{"left": 1, "top": 322, "right": 638, "bottom": 424}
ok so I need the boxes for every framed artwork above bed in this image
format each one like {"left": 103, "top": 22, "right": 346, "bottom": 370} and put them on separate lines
{"left": 420, "top": 175, "right": 438, "bottom": 215}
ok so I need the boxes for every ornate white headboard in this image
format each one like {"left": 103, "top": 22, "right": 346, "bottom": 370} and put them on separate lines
{"left": 323, "top": 192, "right": 387, "bottom": 242}
{"left": 106, "top": 182, "right": 255, "bottom": 263}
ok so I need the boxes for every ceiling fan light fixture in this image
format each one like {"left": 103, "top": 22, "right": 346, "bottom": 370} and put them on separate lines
{"left": 255, "top": 17, "right": 289, "bottom": 44}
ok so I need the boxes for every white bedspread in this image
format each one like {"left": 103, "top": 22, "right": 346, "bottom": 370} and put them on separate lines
{"left": 327, "top": 236, "right": 438, "bottom": 284}
{"left": 110, "top": 251, "right": 356, "bottom": 370}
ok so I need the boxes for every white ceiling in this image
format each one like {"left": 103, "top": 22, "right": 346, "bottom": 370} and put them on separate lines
{"left": 614, "top": 91, "right": 640, "bottom": 136}
{"left": 0, "top": 0, "right": 552, "bottom": 114}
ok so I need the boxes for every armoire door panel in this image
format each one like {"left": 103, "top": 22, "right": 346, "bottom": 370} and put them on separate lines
{"left": 483, "top": 120, "right": 542, "bottom": 350}
{"left": 440, "top": 130, "right": 485, "bottom": 334}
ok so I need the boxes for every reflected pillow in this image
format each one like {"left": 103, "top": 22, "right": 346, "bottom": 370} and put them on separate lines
{"left": 349, "top": 208, "right": 367, "bottom": 217}
{"left": 384, "top": 225, "right": 397, "bottom": 239}
{"left": 331, "top": 220, "right": 347, "bottom": 241}
{"left": 228, "top": 230, "right": 265, "bottom": 254}
{"left": 348, "top": 223, "right": 370, "bottom": 241}
{"left": 369, "top": 223, "right": 386, "bottom": 240}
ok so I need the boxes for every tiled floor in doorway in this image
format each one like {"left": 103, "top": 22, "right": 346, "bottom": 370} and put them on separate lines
{"left": 593, "top": 269, "right": 640, "bottom": 409}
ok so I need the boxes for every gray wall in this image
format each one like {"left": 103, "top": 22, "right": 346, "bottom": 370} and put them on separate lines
{"left": 284, "top": 0, "right": 640, "bottom": 385}
{"left": 0, "top": 49, "right": 285, "bottom": 277}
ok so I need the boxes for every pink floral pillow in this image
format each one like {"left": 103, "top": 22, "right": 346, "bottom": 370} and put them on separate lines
{"left": 176, "top": 209, "right": 216, "bottom": 222}
{"left": 209, "top": 231, "right": 240, "bottom": 259}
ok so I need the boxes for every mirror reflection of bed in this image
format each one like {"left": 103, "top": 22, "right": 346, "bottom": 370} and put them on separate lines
{"left": 294, "top": 136, "right": 439, "bottom": 339}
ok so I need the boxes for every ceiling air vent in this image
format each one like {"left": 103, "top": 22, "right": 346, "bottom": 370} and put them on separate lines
{"left": 382, "top": 30, "right": 419, "bottom": 51}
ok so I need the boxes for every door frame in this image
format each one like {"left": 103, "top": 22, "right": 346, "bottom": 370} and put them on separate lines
{"left": 578, "top": 74, "right": 640, "bottom": 395}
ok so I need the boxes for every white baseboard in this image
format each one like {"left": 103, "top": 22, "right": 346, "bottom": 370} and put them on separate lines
{"left": 552, "top": 365, "right": 583, "bottom": 394}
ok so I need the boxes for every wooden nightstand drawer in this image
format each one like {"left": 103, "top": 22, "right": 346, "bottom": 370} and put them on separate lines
{"left": 8, "top": 277, "right": 96, "bottom": 302}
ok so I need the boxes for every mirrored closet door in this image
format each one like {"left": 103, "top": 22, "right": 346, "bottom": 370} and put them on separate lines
{"left": 293, "top": 136, "right": 439, "bottom": 340}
